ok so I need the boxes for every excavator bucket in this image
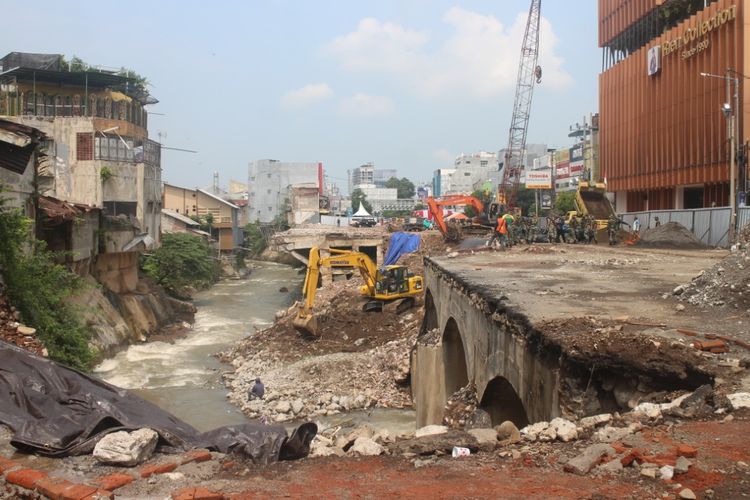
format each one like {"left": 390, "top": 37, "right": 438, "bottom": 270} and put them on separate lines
{"left": 292, "top": 313, "right": 319, "bottom": 339}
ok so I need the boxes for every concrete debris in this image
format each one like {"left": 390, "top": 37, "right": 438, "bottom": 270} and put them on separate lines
{"left": 579, "top": 413, "right": 613, "bottom": 429}
{"left": 349, "top": 437, "right": 384, "bottom": 456}
{"left": 593, "top": 424, "right": 641, "bottom": 443}
{"left": 679, "top": 246, "right": 750, "bottom": 309}
{"left": 679, "top": 488, "right": 697, "bottom": 500}
{"left": 442, "top": 383, "right": 478, "bottom": 429}
{"left": 675, "top": 456, "right": 691, "bottom": 474}
{"left": 93, "top": 428, "right": 158, "bottom": 466}
{"left": 563, "top": 443, "right": 615, "bottom": 475}
{"left": 520, "top": 421, "right": 549, "bottom": 442}
{"left": 467, "top": 428, "right": 498, "bottom": 450}
{"left": 659, "top": 465, "right": 674, "bottom": 480}
{"left": 390, "top": 430, "right": 479, "bottom": 456}
{"left": 727, "top": 392, "right": 750, "bottom": 410}
{"left": 598, "top": 458, "right": 623, "bottom": 473}
{"left": 640, "top": 464, "right": 658, "bottom": 478}
{"left": 549, "top": 418, "right": 578, "bottom": 442}
{"left": 631, "top": 402, "right": 662, "bottom": 420}
{"left": 415, "top": 425, "right": 448, "bottom": 438}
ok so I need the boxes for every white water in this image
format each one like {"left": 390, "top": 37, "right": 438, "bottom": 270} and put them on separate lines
{"left": 93, "top": 261, "right": 303, "bottom": 431}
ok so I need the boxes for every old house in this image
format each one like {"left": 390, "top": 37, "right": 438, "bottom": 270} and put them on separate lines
{"left": 162, "top": 183, "right": 241, "bottom": 252}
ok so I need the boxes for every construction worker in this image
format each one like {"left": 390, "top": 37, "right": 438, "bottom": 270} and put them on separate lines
{"left": 487, "top": 214, "right": 508, "bottom": 248}
{"left": 503, "top": 213, "right": 515, "bottom": 246}
{"left": 607, "top": 214, "right": 629, "bottom": 245}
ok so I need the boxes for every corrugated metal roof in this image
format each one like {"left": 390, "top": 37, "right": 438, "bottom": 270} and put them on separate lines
{"left": 161, "top": 208, "right": 200, "bottom": 226}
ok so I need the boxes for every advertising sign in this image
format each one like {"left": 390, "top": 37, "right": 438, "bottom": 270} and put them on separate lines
{"left": 647, "top": 45, "right": 661, "bottom": 76}
{"left": 556, "top": 164, "right": 570, "bottom": 179}
{"left": 525, "top": 169, "right": 552, "bottom": 189}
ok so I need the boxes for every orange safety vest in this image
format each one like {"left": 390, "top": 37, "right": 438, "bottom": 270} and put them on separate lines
{"left": 496, "top": 217, "right": 507, "bottom": 235}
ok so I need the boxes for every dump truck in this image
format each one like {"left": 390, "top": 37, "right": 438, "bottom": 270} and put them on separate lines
{"left": 573, "top": 181, "right": 617, "bottom": 230}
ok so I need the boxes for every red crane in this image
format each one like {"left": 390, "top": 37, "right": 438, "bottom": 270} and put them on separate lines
{"left": 498, "top": 0, "right": 542, "bottom": 212}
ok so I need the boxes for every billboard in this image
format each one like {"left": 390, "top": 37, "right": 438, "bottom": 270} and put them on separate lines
{"left": 525, "top": 169, "right": 552, "bottom": 189}
{"left": 555, "top": 164, "right": 570, "bottom": 179}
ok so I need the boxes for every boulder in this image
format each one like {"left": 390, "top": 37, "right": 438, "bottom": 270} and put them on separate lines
{"left": 93, "top": 428, "right": 159, "bottom": 466}
{"left": 464, "top": 409, "right": 493, "bottom": 430}
{"left": 632, "top": 402, "right": 662, "bottom": 420}
{"left": 550, "top": 418, "right": 578, "bottom": 442}
{"left": 349, "top": 437, "right": 383, "bottom": 456}
{"left": 495, "top": 421, "right": 521, "bottom": 444}
{"left": 564, "top": 444, "right": 615, "bottom": 475}
{"left": 415, "top": 425, "right": 448, "bottom": 438}
{"left": 579, "top": 413, "right": 612, "bottom": 429}
{"left": 467, "top": 428, "right": 498, "bottom": 450}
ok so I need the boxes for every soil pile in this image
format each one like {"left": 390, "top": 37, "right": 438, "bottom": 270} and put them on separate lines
{"left": 677, "top": 247, "right": 750, "bottom": 309}
{"left": 636, "top": 222, "right": 706, "bottom": 249}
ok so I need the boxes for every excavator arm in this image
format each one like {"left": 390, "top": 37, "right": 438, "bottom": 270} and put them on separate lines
{"left": 294, "top": 247, "right": 380, "bottom": 337}
{"left": 426, "top": 195, "right": 486, "bottom": 241}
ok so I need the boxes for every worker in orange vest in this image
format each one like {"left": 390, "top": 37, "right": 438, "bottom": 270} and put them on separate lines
{"left": 487, "top": 214, "right": 508, "bottom": 248}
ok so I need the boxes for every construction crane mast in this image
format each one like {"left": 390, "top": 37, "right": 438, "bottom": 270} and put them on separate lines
{"left": 498, "top": 0, "right": 542, "bottom": 211}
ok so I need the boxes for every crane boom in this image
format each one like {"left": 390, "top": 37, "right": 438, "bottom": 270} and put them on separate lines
{"left": 499, "top": 0, "right": 542, "bottom": 210}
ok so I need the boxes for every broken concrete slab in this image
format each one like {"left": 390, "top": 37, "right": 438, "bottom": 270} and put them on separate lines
{"left": 727, "top": 392, "right": 750, "bottom": 410}
{"left": 349, "top": 437, "right": 383, "bottom": 456}
{"left": 93, "top": 428, "right": 158, "bottom": 466}
{"left": 579, "top": 414, "right": 612, "bottom": 429}
{"left": 415, "top": 425, "right": 448, "bottom": 438}
{"left": 563, "top": 443, "right": 615, "bottom": 475}
{"left": 390, "top": 430, "right": 479, "bottom": 456}
{"left": 549, "top": 418, "right": 578, "bottom": 442}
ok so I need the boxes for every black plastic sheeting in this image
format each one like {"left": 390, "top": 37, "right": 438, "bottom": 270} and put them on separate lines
{"left": 0, "top": 341, "right": 316, "bottom": 464}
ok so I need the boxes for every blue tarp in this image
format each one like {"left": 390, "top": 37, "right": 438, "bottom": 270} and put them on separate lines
{"left": 383, "top": 232, "right": 421, "bottom": 266}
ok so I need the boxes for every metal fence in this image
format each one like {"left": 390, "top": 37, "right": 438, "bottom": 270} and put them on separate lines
{"left": 620, "top": 207, "right": 750, "bottom": 248}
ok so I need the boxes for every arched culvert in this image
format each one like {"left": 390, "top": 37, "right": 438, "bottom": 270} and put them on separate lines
{"left": 479, "top": 376, "right": 529, "bottom": 428}
{"left": 442, "top": 318, "right": 468, "bottom": 399}
{"left": 420, "top": 289, "right": 438, "bottom": 337}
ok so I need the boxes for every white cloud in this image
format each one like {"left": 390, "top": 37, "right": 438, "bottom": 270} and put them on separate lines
{"left": 338, "top": 93, "right": 395, "bottom": 117}
{"left": 325, "top": 7, "right": 571, "bottom": 99}
{"left": 281, "top": 83, "right": 334, "bottom": 109}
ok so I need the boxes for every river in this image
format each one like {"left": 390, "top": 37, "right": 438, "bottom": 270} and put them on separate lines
{"left": 93, "top": 261, "right": 302, "bottom": 431}
{"left": 94, "top": 260, "right": 416, "bottom": 435}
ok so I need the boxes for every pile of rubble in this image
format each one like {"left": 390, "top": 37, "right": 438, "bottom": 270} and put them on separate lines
{"left": 676, "top": 247, "right": 750, "bottom": 309}
{"left": 0, "top": 283, "right": 45, "bottom": 356}
{"left": 636, "top": 222, "right": 706, "bottom": 249}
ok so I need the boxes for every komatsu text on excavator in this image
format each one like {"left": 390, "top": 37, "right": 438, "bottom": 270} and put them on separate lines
{"left": 292, "top": 247, "right": 424, "bottom": 338}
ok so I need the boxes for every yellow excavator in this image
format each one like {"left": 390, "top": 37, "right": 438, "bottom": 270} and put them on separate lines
{"left": 292, "top": 246, "right": 424, "bottom": 338}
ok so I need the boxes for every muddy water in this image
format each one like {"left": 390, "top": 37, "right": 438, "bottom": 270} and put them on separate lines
{"left": 93, "top": 261, "right": 302, "bottom": 431}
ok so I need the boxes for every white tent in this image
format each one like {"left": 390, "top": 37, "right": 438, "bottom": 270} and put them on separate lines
{"left": 352, "top": 205, "right": 372, "bottom": 218}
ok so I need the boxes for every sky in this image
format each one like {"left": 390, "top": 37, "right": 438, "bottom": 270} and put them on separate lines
{"left": 2, "top": 0, "right": 600, "bottom": 193}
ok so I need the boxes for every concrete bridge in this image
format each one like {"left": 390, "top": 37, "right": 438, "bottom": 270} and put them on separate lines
{"left": 411, "top": 247, "right": 722, "bottom": 429}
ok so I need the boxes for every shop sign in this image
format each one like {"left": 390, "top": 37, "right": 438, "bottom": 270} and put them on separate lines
{"left": 525, "top": 169, "right": 552, "bottom": 189}
{"left": 662, "top": 5, "right": 735, "bottom": 60}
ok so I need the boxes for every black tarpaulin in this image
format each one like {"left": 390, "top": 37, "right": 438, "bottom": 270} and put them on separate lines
{"left": 0, "top": 341, "right": 315, "bottom": 463}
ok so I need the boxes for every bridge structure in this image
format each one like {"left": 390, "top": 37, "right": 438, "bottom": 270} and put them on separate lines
{"left": 411, "top": 247, "right": 723, "bottom": 428}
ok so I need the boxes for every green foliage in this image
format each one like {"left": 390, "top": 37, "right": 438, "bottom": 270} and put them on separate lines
{"left": 351, "top": 188, "right": 373, "bottom": 214}
{"left": 100, "top": 166, "right": 114, "bottom": 182}
{"left": 243, "top": 222, "right": 266, "bottom": 256}
{"left": 555, "top": 191, "right": 577, "bottom": 214}
{"left": 0, "top": 193, "right": 93, "bottom": 371}
{"left": 117, "top": 67, "right": 149, "bottom": 90}
{"left": 514, "top": 187, "right": 538, "bottom": 217}
{"left": 384, "top": 177, "right": 416, "bottom": 199}
{"left": 143, "top": 233, "right": 218, "bottom": 297}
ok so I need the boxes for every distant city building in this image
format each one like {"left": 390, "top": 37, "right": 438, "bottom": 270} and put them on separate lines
{"left": 348, "top": 163, "right": 375, "bottom": 193}
{"left": 432, "top": 168, "right": 456, "bottom": 197}
{"left": 247, "top": 159, "right": 322, "bottom": 223}
{"left": 373, "top": 168, "right": 398, "bottom": 187}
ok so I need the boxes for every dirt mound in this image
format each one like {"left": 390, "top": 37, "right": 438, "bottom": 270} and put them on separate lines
{"left": 635, "top": 222, "right": 706, "bottom": 249}
{"left": 677, "top": 247, "right": 750, "bottom": 309}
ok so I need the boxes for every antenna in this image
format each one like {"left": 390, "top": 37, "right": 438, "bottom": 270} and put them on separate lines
{"left": 213, "top": 171, "right": 219, "bottom": 194}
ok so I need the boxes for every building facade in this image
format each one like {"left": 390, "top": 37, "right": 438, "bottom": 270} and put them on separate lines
{"left": 247, "top": 159, "right": 321, "bottom": 223}
{"left": 0, "top": 52, "right": 162, "bottom": 244}
{"left": 599, "top": 0, "right": 745, "bottom": 212}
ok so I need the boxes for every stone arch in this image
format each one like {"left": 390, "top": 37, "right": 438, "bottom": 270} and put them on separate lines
{"left": 479, "top": 376, "right": 529, "bottom": 428}
{"left": 442, "top": 317, "right": 468, "bottom": 400}
{"left": 420, "top": 289, "right": 438, "bottom": 336}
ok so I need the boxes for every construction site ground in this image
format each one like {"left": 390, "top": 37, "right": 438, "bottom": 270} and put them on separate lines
{"left": 3, "top": 230, "right": 750, "bottom": 498}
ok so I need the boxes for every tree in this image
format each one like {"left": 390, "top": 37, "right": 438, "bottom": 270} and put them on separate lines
{"left": 514, "top": 187, "right": 537, "bottom": 216}
{"left": 385, "top": 177, "right": 416, "bottom": 199}
{"left": 554, "top": 191, "right": 576, "bottom": 213}
{"left": 142, "top": 233, "right": 218, "bottom": 298}
{"left": 351, "top": 188, "right": 373, "bottom": 213}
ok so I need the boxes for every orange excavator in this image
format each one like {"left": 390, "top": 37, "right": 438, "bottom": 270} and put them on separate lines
{"left": 426, "top": 195, "right": 501, "bottom": 242}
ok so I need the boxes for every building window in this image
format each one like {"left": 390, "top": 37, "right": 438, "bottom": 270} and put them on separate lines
{"left": 267, "top": 173, "right": 271, "bottom": 179}
{"left": 267, "top": 189, "right": 271, "bottom": 194}
{"left": 480, "top": 161, "right": 488, "bottom": 167}
{"left": 267, "top": 206, "right": 272, "bottom": 211}
{"left": 76, "top": 133, "right": 94, "bottom": 161}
